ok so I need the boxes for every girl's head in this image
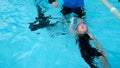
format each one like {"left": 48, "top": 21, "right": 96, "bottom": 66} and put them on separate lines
{"left": 76, "top": 23, "right": 88, "bottom": 34}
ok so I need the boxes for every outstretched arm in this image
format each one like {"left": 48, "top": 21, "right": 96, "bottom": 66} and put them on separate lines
{"left": 89, "top": 34, "right": 107, "bottom": 56}
{"left": 69, "top": 17, "right": 77, "bottom": 35}
{"left": 89, "top": 34, "right": 111, "bottom": 68}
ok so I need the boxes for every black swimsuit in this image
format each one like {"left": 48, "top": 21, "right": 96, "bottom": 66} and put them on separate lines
{"left": 77, "top": 34, "right": 103, "bottom": 68}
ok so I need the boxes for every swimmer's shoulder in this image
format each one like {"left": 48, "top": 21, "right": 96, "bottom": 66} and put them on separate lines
{"left": 88, "top": 33, "right": 94, "bottom": 40}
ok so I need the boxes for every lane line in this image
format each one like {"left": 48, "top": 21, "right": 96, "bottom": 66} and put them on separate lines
{"left": 101, "top": 0, "right": 120, "bottom": 20}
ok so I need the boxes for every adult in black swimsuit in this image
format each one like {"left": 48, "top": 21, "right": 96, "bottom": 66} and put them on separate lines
{"left": 69, "top": 17, "right": 110, "bottom": 68}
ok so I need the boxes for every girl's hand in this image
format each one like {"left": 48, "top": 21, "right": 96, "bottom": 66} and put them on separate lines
{"left": 52, "top": 2, "right": 58, "bottom": 8}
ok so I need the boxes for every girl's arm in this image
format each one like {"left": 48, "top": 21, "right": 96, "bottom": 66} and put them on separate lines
{"left": 69, "top": 17, "right": 77, "bottom": 35}
{"left": 89, "top": 34, "right": 107, "bottom": 56}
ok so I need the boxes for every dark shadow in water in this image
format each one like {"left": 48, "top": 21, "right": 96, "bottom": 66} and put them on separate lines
{"left": 29, "top": 5, "right": 58, "bottom": 31}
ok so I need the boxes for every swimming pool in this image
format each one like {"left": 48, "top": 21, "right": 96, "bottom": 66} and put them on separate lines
{"left": 0, "top": 0, "right": 120, "bottom": 68}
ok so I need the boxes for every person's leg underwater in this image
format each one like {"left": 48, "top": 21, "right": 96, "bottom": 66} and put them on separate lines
{"left": 60, "top": 6, "right": 72, "bottom": 34}
{"left": 61, "top": 6, "right": 72, "bottom": 24}
{"left": 74, "top": 7, "right": 86, "bottom": 24}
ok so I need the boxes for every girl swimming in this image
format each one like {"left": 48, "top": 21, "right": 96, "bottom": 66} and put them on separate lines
{"left": 69, "top": 17, "right": 110, "bottom": 68}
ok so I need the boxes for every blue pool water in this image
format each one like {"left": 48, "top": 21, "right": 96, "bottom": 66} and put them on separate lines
{"left": 0, "top": 0, "right": 120, "bottom": 68}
